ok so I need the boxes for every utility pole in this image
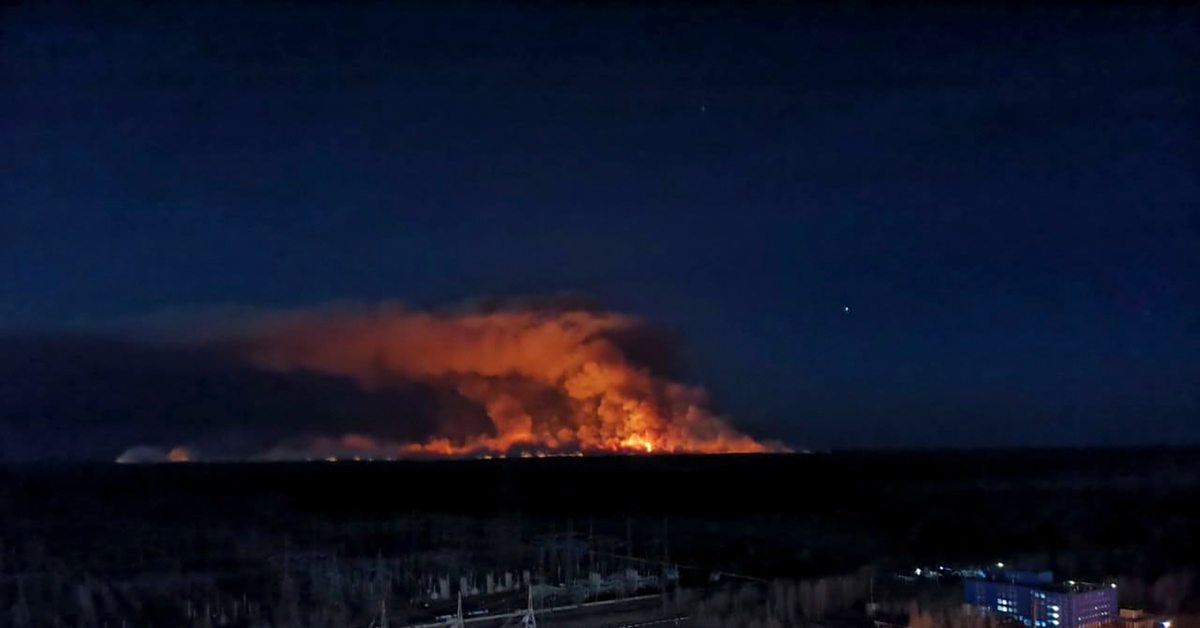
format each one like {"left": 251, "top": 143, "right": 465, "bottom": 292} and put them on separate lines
{"left": 567, "top": 517, "right": 574, "bottom": 584}
{"left": 627, "top": 517, "right": 633, "bottom": 566}
{"left": 446, "top": 592, "right": 463, "bottom": 628}
{"left": 588, "top": 517, "right": 594, "bottom": 578}
{"left": 522, "top": 584, "right": 538, "bottom": 628}
{"left": 663, "top": 516, "right": 670, "bottom": 566}
{"left": 626, "top": 517, "right": 634, "bottom": 599}
{"left": 869, "top": 574, "right": 876, "bottom": 617}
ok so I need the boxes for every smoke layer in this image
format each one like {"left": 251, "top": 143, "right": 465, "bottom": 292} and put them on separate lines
{"left": 183, "top": 300, "right": 775, "bottom": 458}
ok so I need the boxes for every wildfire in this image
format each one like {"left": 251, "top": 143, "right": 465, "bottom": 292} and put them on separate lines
{"left": 209, "top": 299, "right": 784, "bottom": 458}
{"left": 391, "top": 431, "right": 668, "bottom": 457}
{"left": 620, "top": 435, "right": 655, "bottom": 453}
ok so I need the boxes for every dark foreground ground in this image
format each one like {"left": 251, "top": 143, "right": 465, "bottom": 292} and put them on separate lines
{"left": 1, "top": 448, "right": 1198, "bottom": 626}
{"left": 6, "top": 448, "right": 1198, "bottom": 571}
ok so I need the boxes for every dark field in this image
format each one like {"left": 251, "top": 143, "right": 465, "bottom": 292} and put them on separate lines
{"left": 2, "top": 449, "right": 1198, "bottom": 626}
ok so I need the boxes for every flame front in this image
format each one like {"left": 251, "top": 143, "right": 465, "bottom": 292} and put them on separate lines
{"left": 620, "top": 435, "right": 655, "bottom": 453}
{"left": 224, "top": 301, "right": 781, "bottom": 458}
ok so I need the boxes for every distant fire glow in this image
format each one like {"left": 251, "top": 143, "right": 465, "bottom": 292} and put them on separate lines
{"left": 125, "top": 300, "right": 782, "bottom": 461}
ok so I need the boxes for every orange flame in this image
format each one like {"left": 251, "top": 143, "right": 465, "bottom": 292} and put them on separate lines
{"left": 620, "top": 435, "right": 655, "bottom": 453}
{"left": 229, "top": 303, "right": 782, "bottom": 457}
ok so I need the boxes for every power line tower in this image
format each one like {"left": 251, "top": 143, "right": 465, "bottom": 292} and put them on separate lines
{"left": 521, "top": 584, "right": 537, "bottom": 628}
{"left": 445, "top": 592, "right": 464, "bottom": 628}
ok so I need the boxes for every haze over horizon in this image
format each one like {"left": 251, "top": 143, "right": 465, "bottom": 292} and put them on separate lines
{"left": 2, "top": 3, "right": 1197, "bottom": 460}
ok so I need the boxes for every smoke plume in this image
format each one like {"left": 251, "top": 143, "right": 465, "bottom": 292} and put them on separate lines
{"left": 168, "top": 298, "right": 777, "bottom": 458}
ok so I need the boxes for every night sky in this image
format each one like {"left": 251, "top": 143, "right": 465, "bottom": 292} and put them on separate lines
{"left": 2, "top": 3, "right": 1198, "bottom": 459}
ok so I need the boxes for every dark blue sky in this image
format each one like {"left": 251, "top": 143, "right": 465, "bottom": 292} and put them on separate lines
{"left": 2, "top": 3, "right": 1197, "bottom": 452}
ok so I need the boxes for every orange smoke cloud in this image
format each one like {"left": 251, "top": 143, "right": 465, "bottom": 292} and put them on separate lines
{"left": 210, "top": 301, "right": 781, "bottom": 457}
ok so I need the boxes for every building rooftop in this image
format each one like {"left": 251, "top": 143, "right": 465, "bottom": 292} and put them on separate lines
{"left": 966, "top": 568, "right": 1111, "bottom": 594}
{"left": 1035, "top": 580, "right": 1109, "bottom": 594}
